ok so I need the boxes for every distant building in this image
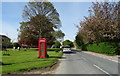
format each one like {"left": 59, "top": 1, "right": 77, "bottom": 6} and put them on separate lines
{"left": 0, "top": 35, "right": 11, "bottom": 50}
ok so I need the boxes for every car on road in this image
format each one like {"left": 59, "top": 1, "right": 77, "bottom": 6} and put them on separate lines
{"left": 62, "top": 45, "right": 72, "bottom": 53}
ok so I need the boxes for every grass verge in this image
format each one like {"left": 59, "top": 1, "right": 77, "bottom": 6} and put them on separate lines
{"left": 1, "top": 48, "right": 63, "bottom": 74}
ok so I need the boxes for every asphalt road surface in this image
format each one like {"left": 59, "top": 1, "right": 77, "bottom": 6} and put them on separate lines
{"left": 54, "top": 50, "right": 119, "bottom": 76}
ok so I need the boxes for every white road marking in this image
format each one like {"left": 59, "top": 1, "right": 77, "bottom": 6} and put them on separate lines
{"left": 93, "top": 64, "right": 112, "bottom": 76}
{"left": 108, "top": 59, "right": 120, "bottom": 63}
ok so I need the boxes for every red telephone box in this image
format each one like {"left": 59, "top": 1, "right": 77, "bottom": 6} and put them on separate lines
{"left": 38, "top": 38, "right": 47, "bottom": 58}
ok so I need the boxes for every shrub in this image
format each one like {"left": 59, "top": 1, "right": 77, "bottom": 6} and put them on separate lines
{"left": 62, "top": 40, "right": 74, "bottom": 47}
{"left": 76, "top": 44, "right": 81, "bottom": 49}
{"left": 12, "top": 42, "right": 21, "bottom": 48}
{"left": 53, "top": 41, "right": 61, "bottom": 48}
{"left": 81, "top": 42, "right": 119, "bottom": 55}
{"left": 81, "top": 44, "right": 88, "bottom": 51}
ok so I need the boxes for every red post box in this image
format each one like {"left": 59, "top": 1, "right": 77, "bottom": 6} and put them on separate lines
{"left": 38, "top": 38, "right": 47, "bottom": 58}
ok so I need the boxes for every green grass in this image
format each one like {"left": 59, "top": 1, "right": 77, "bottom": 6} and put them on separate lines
{"left": 47, "top": 48, "right": 62, "bottom": 52}
{"left": 1, "top": 48, "right": 63, "bottom": 74}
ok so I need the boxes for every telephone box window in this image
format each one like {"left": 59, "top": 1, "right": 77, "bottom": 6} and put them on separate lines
{"left": 38, "top": 39, "right": 47, "bottom": 58}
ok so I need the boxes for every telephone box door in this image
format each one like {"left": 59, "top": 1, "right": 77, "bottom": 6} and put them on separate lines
{"left": 38, "top": 39, "right": 47, "bottom": 58}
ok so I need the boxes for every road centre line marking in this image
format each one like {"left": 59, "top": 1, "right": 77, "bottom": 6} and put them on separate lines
{"left": 93, "top": 64, "right": 112, "bottom": 76}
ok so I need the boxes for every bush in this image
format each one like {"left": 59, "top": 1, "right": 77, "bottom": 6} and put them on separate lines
{"left": 27, "top": 48, "right": 61, "bottom": 52}
{"left": 12, "top": 42, "right": 21, "bottom": 48}
{"left": 81, "top": 44, "right": 88, "bottom": 51}
{"left": 81, "top": 42, "right": 119, "bottom": 55}
{"left": 76, "top": 44, "right": 81, "bottom": 49}
{"left": 53, "top": 41, "right": 61, "bottom": 48}
{"left": 62, "top": 40, "right": 74, "bottom": 47}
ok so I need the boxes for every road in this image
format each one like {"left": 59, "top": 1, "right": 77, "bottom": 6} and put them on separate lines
{"left": 54, "top": 50, "right": 119, "bottom": 76}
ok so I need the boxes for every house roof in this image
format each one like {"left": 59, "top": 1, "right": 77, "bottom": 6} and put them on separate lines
{"left": 0, "top": 35, "right": 11, "bottom": 40}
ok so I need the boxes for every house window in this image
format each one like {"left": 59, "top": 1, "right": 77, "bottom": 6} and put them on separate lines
{"left": 2, "top": 39, "right": 4, "bottom": 41}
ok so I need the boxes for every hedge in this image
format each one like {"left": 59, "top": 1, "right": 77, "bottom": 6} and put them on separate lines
{"left": 81, "top": 42, "right": 119, "bottom": 55}
{"left": 47, "top": 48, "right": 62, "bottom": 52}
{"left": 17, "top": 48, "right": 62, "bottom": 53}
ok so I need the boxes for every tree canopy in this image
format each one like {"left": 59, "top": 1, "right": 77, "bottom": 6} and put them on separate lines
{"left": 62, "top": 40, "right": 74, "bottom": 47}
{"left": 76, "top": 1, "right": 120, "bottom": 44}
{"left": 12, "top": 42, "right": 21, "bottom": 48}
{"left": 53, "top": 30, "right": 65, "bottom": 42}
{"left": 53, "top": 41, "right": 61, "bottom": 48}
{"left": 18, "top": 1, "right": 64, "bottom": 47}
